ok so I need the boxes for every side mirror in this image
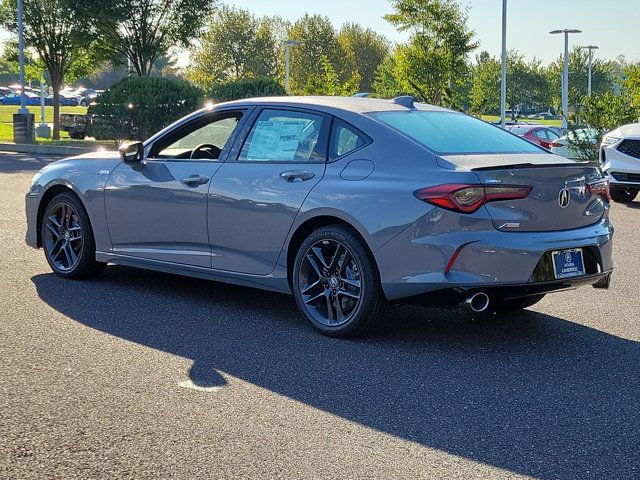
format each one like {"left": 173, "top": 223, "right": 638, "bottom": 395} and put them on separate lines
{"left": 119, "top": 141, "right": 144, "bottom": 163}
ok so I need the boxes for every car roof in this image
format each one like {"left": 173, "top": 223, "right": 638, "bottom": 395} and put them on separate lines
{"left": 212, "top": 95, "right": 452, "bottom": 115}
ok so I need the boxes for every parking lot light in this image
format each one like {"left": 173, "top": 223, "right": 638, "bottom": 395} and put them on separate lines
{"left": 579, "top": 45, "right": 599, "bottom": 96}
{"left": 550, "top": 29, "right": 582, "bottom": 129}
{"left": 284, "top": 40, "right": 301, "bottom": 94}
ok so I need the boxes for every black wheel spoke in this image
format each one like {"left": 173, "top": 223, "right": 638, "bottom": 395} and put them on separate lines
{"left": 44, "top": 202, "right": 83, "bottom": 272}
{"left": 46, "top": 223, "right": 61, "bottom": 239}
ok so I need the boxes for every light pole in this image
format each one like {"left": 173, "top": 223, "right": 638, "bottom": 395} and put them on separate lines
{"left": 17, "top": 0, "right": 28, "bottom": 114}
{"left": 579, "top": 45, "right": 599, "bottom": 96}
{"left": 500, "top": 0, "right": 507, "bottom": 127}
{"left": 284, "top": 40, "right": 300, "bottom": 94}
{"left": 550, "top": 29, "right": 581, "bottom": 129}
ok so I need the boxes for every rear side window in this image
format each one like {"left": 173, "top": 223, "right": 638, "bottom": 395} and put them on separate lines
{"left": 238, "top": 109, "right": 325, "bottom": 163}
{"left": 329, "top": 119, "right": 370, "bottom": 160}
{"left": 534, "top": 129, "right": 548, "bottom": 139}
{"left": 372, "top": 111, "right": 543, "bottom": 155}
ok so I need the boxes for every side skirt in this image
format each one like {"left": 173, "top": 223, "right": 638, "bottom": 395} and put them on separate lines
{"left": 95, "top": 252, "right": 292, "bottom": 294}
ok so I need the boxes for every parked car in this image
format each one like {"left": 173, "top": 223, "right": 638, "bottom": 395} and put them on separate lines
{"left": 600, "top": 123, "right": 640, "bottom": 203}
{"left": 550, "top": 128, "right": 599, "bottom": 159}
{"left": 0, "top": 91, "right": 40, "bottom": 105}
{"left": 45, "top": 92, "right": 82, "bottom": 106}
{"left": 507, "top": 124, "right": 561, "bottom": 149}
{"left": 25, "top": 96, "right": 613, "bottom": 337}
{"left": 60, "top": 113, "right": 91, "bottom": 139}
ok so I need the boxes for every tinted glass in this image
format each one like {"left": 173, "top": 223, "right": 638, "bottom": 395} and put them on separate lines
{"left": 534, "top": 130, "right": 548, "bottom": 139}
{"left": 547, "top": 130, "right": 560, "bottom": 140}
{"left": 239, "top": 109, "right": 324, "bottom": 163}
{"left": 166, "top": 116, "right": 240, "bottom": 152}
{"left": 329, "top": 120, "right": 369, "bottom": 160}
{"left": 372, "top": 111, "right": 542, "bottom": 154}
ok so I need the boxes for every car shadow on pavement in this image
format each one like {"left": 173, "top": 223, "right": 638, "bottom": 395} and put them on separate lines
{"left": 32, "top": 266, "right": 639, "bottom": 479}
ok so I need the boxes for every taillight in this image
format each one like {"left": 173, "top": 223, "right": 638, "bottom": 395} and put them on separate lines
{"left": 414, "top": 184, "right": 532, "bottom": 213}
{"left": 587, "top": 179, "right": 611, "bottom": 203}
{"left": 550, "top": 141, "right": 562, "bottom": 148}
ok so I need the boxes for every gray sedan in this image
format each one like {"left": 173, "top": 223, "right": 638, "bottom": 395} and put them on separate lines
{"left": 25, "top": 96, "right": 614, "bottom": 337}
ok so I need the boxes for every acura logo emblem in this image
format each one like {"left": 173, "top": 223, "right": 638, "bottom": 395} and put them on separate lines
{"left": 558, "top": 188, "right": 571, "bottom": 208}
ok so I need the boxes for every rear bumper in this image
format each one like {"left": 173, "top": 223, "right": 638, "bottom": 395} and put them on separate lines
{"left": 375, "top": 210, "right": 614, "bottom": 301}
{"left": 399, "top": 270, "right": 612, "bottom": 307}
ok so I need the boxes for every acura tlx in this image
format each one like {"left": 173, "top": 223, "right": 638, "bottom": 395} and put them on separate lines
{"left": 25, "top": 96, "right": 613, "bottom": 337}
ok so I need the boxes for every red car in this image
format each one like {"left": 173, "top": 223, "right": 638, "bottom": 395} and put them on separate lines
{"left": 507, "top": 125, "right": 561, "bottom": 150}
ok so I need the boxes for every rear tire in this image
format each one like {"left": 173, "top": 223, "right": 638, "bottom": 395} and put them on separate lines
{"left": 41, "top": 192, "right": 106, "bottom": 279}
{"left": 493, "top": 294, "right": 545, "bottom": 312}
{"left": 292, "top": 225, "right": 386, "bottom": 338}
{"left": 610, "top": 187, "right": 638, "bottom": 203}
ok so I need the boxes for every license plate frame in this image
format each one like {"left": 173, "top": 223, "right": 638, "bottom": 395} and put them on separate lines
{"left": 551, "top": 248, "right": 586, "bottom": 279}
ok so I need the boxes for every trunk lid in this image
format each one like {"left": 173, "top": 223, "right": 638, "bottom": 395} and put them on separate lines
{"left": 439, "top": 153, "right": 607, "bottom": 232}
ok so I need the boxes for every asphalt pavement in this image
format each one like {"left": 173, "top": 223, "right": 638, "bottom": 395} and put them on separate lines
{"left": 1, "top": 152, "right": 638, "bottom": 479}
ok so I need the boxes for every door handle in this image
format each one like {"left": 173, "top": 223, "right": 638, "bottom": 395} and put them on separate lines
{"left": 180, "top": 174, "right": 210, "bottom": 186}
{"left": 280, "top": 171, "right": 316, "bottom": 182}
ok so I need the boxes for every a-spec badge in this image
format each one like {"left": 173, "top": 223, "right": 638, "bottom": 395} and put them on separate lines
{"left": 499, "top": 222, "right": 521, "bottom": 229}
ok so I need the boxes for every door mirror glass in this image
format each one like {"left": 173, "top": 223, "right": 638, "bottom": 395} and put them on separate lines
{"left": 119, "top": 141, "right": 144, "bottom": 163}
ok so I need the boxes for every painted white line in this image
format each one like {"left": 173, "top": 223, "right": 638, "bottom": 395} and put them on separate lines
{"left": 177, "top": 380, "right": 224, "bottom": 392}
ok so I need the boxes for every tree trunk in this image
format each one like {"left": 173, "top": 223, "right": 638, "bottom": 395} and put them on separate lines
{"left": 51, "top": 81, "right": 61, "bottom": 141}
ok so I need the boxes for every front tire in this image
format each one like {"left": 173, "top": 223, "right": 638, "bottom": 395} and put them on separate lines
{"left": 41, "top": 192, "right": 106, "bottom": 279}
{"left": 292, "top": 225, "right": 386, "bottom": 337}
{"left": 610, "top": 187, "right": 638, "bottom": 203}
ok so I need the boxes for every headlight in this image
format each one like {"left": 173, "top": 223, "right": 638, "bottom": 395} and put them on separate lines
{"left": 602, "top": 135, "right": 621, "bottom": 145}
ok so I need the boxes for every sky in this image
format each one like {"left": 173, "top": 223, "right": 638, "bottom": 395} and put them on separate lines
{"left": 222, "top": 0, "right": 640, "bottom": 65}
{"left": 1, "top": 1, "right": 638, "bottom": 67}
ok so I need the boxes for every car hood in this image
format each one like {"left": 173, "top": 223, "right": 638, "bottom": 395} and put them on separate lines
{"left": 607, "top": 122, "right": 640, "bottom": 139}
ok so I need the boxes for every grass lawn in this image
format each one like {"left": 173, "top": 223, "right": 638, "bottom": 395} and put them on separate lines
{"left": 0, "top": 105, "right": 87, "bottom": 123}
{"left": 0, "top": 105, "right": 116, "bottom": 148}
{"left": 481, "top": 114, "right": 563, "bottom": 127}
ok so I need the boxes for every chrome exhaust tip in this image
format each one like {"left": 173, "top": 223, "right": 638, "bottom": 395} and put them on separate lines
{"left": 465, "top": 292, "right": 490, "bottom": 313}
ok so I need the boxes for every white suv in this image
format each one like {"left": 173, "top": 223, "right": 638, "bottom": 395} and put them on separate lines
{"left": 600, "top": 123, "right": 640, "bottom": 203}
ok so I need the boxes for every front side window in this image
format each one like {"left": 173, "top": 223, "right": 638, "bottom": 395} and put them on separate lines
{"left": 329, "top": 120, "right": 370, "bottom": 160}
{"left": 372, "top": 111, "right": 543, "bottom": 155}
{"left": 238, "top": 109, "right": 324, "bottom": 163}
{"left": 149, "top": 112, "right": 243, "bottom": 160}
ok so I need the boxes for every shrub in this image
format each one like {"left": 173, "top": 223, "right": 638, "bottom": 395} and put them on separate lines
{"left": 87, "top": 77, "right": 204, "bottom": 141}
{"left": 567, "top": 91, "right": 640, "bottom": 161}
{"left": 209, "top": 77, "right": 285, "bottom": 102}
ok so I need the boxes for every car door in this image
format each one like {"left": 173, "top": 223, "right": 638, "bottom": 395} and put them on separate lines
{"left": 104, "top": 109, "right": 247, "bottom": 267}
{"left": 209, "top": 107, "right": 329, "bottom": 275}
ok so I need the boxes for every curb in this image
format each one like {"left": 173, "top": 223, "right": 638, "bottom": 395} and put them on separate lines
{"left": 0, "top": 142, "right": 103, "bottom": 156}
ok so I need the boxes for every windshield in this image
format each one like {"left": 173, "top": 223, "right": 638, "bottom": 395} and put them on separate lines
{"left": 371, "top": 111, "right": 544, "bottom": 155}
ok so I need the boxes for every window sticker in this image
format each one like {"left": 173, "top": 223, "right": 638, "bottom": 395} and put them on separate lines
{"left": 246, "top": 120, "right": 308, "bottom": 161}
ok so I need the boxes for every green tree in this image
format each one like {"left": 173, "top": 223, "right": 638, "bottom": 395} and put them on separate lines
{"left": 85, "top": 0, "right": 213, "bottom": 77}
{"left": 469, "top": 51, "right": 500, "bottom": 114}
{"left": 208, "top": 77, "right": 285, "bottom": 102}
{"left": 336, "top": 23, "right": 389, "bottom": 92}
{"left": 385, "top": 0, "right": 478, "bottom": 106}
{"left": 0, "top": 0, "right": 97, "bottom": 139}
{"left": 546, "top": 47, "right": 615, "bottom": 113}
{"left": 287, "top": 14, "right": 340, "bottom": 94}
{"left": 623, "top": 62, "right": 640, "bottom": 106}
{"left": 188, "top": 6, "right": 278, "bottom": 90}
{"left": 371, "top": 53, "right": 406, "bottom": 98}
{"left": 304, "top": 55, "right": 360, "bottom": 96}
{"left": 470, "top": 50, "right": 549, "bottom": 116}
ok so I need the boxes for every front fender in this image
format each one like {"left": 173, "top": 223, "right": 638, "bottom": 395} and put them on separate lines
{"left": 27, "top": 156, "right": 121, "bottom": 252}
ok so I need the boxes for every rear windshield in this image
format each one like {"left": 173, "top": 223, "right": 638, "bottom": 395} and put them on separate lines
{"left": 371, "top": 111, "right": 543, "bottom": 155}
